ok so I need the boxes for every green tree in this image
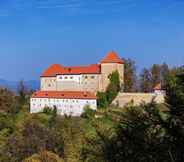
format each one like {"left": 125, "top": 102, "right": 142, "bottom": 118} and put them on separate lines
{"left": 106, "top": 70, "right": 120, "bottom": 105}
{"left": 97, "top": 92, "right": 108, "bottom": 109}
{"left": 164, "top": 67, "right": 184, "bottom": 161}
{"left": 123, "top": 58, "right": 137, "bottom": 92}
{"left": 97, "top": 70, "right": 121, "bottom": 108}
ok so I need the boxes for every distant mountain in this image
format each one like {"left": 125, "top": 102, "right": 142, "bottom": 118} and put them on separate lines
{"left": 0, "top": 79, "right": 39, "bottom": 92}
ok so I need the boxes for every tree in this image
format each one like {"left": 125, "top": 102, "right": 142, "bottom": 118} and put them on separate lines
{"left": 97, "top": 70, "right": 121, "bottom": 108}
{"left": 140, "top": 68, "right": 152, "bottom": 92}
{"left": 17, "top": 80, "right": 28, "bottom": 105}
{"left": 151, "top": 64, "right": 161, "bottom": 88}
{"left": 23, "top": 150, "right": 64, "bottom": 162}
{"left": 0, "top": 88, "right": 18, "bottom": 115}
{"left": 106, "top": 70, "right": 121, "bottom": 105}
{"left": 2, "top": 116, "right": 64, "bottom": 162}
{"left": 164, "top": 66, "right": 184, "bottom": 161}
{"left": 97, "top": 92, "right": 108, "bottom": 109}
{"left": 81, "top": 101, "right": 171, "bottom": 162}
{"left": 160, "top": 63, "right": 170, "bottom": 89}
{"left": 114, "top": 102, "right": 170, "bottom": 162}
{"left": 123, "top": 58, "right": 137, "bottom": 92}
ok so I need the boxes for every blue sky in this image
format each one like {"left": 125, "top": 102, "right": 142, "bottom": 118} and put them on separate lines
{"left": 0, "top": 0, "right": 184, "bottom": 81}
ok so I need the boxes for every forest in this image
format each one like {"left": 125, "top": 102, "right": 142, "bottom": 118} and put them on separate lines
{"left": 0, "top": 60, "right": 183, "bottom": 162}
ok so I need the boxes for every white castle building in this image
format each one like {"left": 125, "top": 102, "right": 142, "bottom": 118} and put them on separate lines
{"left": 30, "top": 51, "right": 124, "bottom": 116}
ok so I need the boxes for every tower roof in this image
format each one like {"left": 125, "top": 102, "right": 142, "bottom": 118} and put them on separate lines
{"left": 100, "top": 51, "right": 124, "bottom": 64}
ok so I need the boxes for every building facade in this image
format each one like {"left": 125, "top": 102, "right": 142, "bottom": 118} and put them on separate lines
{"left": 30, "top": 91, "right": 97, "bottom": 116}
{"left": 30, "top": 51, "right": 124, "bottom": 116}
{"left": 40, "top": 51, "right": 124, "bottom": 93}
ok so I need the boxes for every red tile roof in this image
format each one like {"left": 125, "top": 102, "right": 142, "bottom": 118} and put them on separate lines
{"left": 42, "top": 64, "right": 63, "bottom": 77}
{"left": 154, "top": 83, "right": 162, "bottom": 90}
{"left": 101, "top": 51, "right": 124, "bottom": 64}
{"left": 42, "top": 64, "right": 100, "bottom": 77}
{"left": 32, "top": 91, "right": 97, "bottom": 100}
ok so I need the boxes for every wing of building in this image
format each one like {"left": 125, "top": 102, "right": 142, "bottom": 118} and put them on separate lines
{"left": 30, "top": 51, "right": 125, "bottom": 116}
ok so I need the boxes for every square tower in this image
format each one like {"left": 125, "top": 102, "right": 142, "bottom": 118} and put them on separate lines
{"left": 100, "top": 51, "right": 124, "bottom": 91}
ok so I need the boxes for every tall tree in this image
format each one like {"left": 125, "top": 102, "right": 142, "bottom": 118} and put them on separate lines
{"left": 160, "top": 63, "right": 170, "bottom": 88}
{"left": 123, "top": 58, "right": 137, "bottom": 92}
{"left": 0, "top": 88, "right": 18, "bottom": 114}
{"left": 106, "top": 70, "right": 121, "bottom": 105}
{"left": 151, "top": 64, "right": 161, "bottom": 88}
{"left": 17, "top": 80, "right": 27, "bottom": 105}
{"left": 164, "top": 67, "right": 184, "bottom": 161}
{"left": 140, "top": 68, "right": 152, "bottom": 92}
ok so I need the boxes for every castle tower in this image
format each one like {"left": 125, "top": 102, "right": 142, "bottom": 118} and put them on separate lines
{"left": 100, "top": 51, "right": 124, "bottom": 91}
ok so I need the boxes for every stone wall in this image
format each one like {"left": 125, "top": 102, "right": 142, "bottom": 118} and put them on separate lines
{"left": 41, "top": 77, "right": 57, "bottom": 91}
{"left": 113, "top": 92, "right": 165, "bottom": 107}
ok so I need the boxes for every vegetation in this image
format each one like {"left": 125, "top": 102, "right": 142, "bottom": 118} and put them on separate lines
{"left": 123, "top": 58, "right": 137, "bottom": 92}
{"left": 97, "top": 70, "right": 121, "bottom": 108}
{"left": 0, "top": 66, "right": 183, "bottom": 162}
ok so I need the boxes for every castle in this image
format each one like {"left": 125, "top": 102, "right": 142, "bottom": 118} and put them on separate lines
{"left": 30, "top": 51, "right": 165, "bottom": 116}
{"left": 40, "top": 51, "right": 124, "bottom": 93}
{"left": 30, "top": 51, "right": 125, "bottom": 116}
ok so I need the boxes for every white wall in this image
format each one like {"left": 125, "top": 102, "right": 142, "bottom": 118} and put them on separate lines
{"left": 56, "top": 75, "right": 82, "bottom": 83}
{"left": 30, "top": 97, "right": 97, "bottom": 116}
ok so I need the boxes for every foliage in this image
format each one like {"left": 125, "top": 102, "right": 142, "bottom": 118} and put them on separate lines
{"left": 23, "top": 150, "right": 64, "bottom": 162}
{"left": 106, "top": 70, "right": 121, "bottom": 104}
{"left": 97, "top": 92, "right": 108, "bottom": 108}
{"left": 0, "top": 88, "right": 19, "bottom": 114}
{"left": 81, "top": 105, "right": 96, "bottom": 119}
{"left": 164, "top": 67, "right": 184, "bottom": 161}
{"left": 123, "top": 58, "right": 137, "bottom": 92}
{"left": 0, "top": 66, "right": 184, "bottom": 162}
{"left": 97, "top": 70, "right": 121, "bottom": 108}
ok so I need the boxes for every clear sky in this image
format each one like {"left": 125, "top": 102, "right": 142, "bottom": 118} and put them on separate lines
{"left": 0, "top": 0, "right": 184, "bottom": 81}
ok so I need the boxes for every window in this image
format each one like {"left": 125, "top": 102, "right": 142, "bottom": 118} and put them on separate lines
{"left": 60, "top": 76, "right": 62, "bottom": 79}
{"left": 91, "top": 76, "right": 95, "bottom": 79}
{"left": 48, "top": 84, "right": 51, "bottom": 87}
{"left": 85, "top": 76, "right": 88, "bottom": 79}
{"left": 65, "top": 76, "right": 68, "bottom": 79}
{"left": 70, "top": 76, "right": 73, "bottom": 79}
